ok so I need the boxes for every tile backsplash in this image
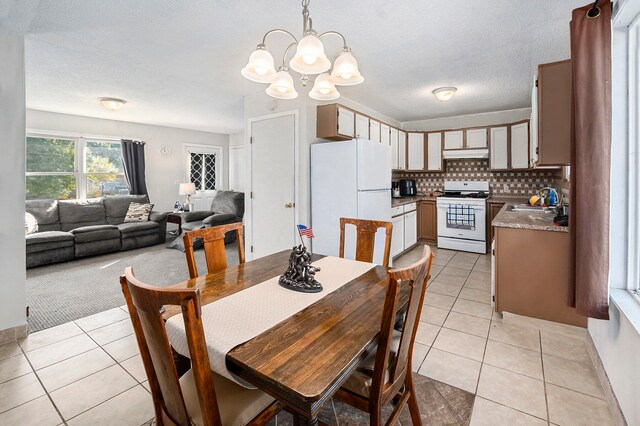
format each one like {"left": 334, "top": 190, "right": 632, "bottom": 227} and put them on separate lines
{"left": 394, "top": 159, "right": 563, "bottom": 196}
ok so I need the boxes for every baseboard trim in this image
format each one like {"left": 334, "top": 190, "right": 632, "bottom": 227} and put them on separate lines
{"left": 586, "top": 332, "right": 628, "bottom": 426}
{"left": 0, "top": 323, "right": 28, "bottom": 345}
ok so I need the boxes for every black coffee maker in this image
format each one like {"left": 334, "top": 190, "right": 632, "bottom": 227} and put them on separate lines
{"left": 399, "top": 179, "right": 417, "bottom": 196}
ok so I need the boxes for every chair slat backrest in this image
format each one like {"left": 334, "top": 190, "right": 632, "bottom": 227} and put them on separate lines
{"left": 339, "top": 218, "right": 393, "bottom": 268}
{"left": 370, "top": 246, "right": 433, "bottom": 403}
{"left": 183, "top": 222, "right": 245, "bottom": 279}
{"left": 120, "top": 268, "right": 222, "bottom": 426}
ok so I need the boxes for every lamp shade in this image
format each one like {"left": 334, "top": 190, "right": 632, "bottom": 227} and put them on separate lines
{"left": 241, "top": 47, "right": 277, "bottom": 83}
{"left": 289, "top": 34, "right": 331, "bottom": 74}
{"left": 266, "top": 70, "right": 298, "bottom": 99}
{"left": 179, "top": 182, "right": 196, "bottom": 196}
{"left": 309, "top": 73, "right": 340, "bottom": 101}
{"left": 330, "top": 51, "right": 364, "bottom": 86}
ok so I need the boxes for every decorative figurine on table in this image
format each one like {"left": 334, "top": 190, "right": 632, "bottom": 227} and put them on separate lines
{"left": 173, "top": 200, "right": 184, "bottom": 213}
{"left": 279, "top": 225, "right": 322, "bottom": 293}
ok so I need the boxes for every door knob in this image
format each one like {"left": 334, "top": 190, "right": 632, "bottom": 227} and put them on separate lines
{"left": 284, "top": 202, "right": 294, "bottom": 208}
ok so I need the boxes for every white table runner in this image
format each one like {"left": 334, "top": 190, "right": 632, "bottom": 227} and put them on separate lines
{"left": 165, "top": 256, "right": 375, "bottom": 387}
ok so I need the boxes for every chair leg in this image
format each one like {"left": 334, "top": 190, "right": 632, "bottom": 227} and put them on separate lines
{"left": 405, "top": 374, "right": 422, "bottom": 426}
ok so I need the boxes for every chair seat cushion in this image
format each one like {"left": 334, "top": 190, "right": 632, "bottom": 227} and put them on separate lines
{"left": 180, "top": 369, "right": 275, "bottom": 426}
{"left": 117, "top": 221, "right": 159, "bottom": 236}
{"left": 25, "top": 231, "right": 74, "bottom": 245}
{"left": 70, "top": 225, "right": 120, "bottom": 243}
{"left": 341, "top": 330, "right": 402, "bottom": 398}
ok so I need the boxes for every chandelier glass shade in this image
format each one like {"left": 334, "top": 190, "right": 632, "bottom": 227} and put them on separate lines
{"left": 241, "top": 47, "right": 277, "bottom": 83}
{"left": 266, "top": 69, "right": 298, "bottom": 99}
{"left": 241, "top": 0, "right": 363, "bottom": 100}
{"left": 309, "top": 73, "right": 339, "bottom": 100}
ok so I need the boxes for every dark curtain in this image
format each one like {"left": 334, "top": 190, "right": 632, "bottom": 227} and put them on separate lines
{"left": 569, "top": 0, "right": 612, "bottom": 319}
{"left": 121, "top": 139, "right": 148, "bottom": 195}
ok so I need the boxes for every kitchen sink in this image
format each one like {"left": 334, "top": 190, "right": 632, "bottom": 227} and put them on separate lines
{"left": 506, "top": 205, "right": 556, "bottom": 214}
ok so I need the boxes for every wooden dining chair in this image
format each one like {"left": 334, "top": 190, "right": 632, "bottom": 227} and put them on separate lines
{"left": 183, "top": 222, "right": 245, "bottom": 279}
{"left": 120, "top": 267, "right": 282, "bottom": 426}
{"left": 334, "top": 245, "right": 433, "bottom": 426}
{"left": 339, "top": 217, "right": 393, "bottom": 268}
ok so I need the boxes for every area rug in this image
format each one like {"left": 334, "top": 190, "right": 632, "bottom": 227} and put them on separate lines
{"left": 26, "top": 235, "right": 239, "bottom": 332}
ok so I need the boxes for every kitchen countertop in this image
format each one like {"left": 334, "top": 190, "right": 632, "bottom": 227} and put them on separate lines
{"left": 492, "top": 203, "right": 568, "bottom": 233}
{"left": 391, "top": 195, "right": 437, "bottom": 207}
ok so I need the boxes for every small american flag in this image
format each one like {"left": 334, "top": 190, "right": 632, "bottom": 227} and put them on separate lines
{"left": 297, "top": 224, "right": 315, "bottom": 238}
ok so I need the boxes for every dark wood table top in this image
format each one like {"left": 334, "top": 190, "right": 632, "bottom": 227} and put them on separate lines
{"left": 164, "top": 250, "right": 408, "bottom": 421}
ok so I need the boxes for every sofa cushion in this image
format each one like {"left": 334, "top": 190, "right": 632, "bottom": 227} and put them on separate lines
{"left": 202, "top": 213, "right": 241, "bottom": 227}
{"left": 59, "top": 198, "right": 107, "bottom": 231}
{"left": 25, "top": 199, "right": 60, "bottom": 232}
{"left": 118, "top": 221, "right": 159, "bottom": 236}
{"left": 210, "top": 191, "right": 244, "bottom": 217}
{"left": 25, "top": 212, "right": 39, "bottom": 235}
{"left": 26, "top": 239, "right": 74, "bottom": 254}
{"left": 26, "top": 231, "right": 74, "bottom": 245}
{"left": 70, "top": 224, "right": 120, "bottom": 243}
{"left": 124, "top": 202, "right": 154, "bottom": 222}
{"left": 104, "top": 195, "right": 150, "bottom": 225}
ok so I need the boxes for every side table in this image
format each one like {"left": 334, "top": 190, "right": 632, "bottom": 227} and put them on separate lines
{"left": 166, "top": 212, "right": 184, "bottom": 235}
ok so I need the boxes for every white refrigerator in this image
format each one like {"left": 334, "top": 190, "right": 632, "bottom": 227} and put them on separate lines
{"left": 311, "top": 139, "right": 391, "bottom": 265}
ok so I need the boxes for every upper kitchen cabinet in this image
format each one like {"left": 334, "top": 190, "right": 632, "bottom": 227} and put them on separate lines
{"left": 444, "top": 130, "right": 464, "bottom": 150}
{"left": 535, "top": 59, "right": 572, "bottom": 166}
{"left": 390, "top": 127, "right": 399, "bottom": 169}
{"left": 355, "top": 113, "right": 369, "bottom": 139}
{"left": 407, "top": 132, "right": 425, "bottom": 170}
{"left": 369, "top": 119, "right": 381, "bottom": 143}
{"left": 380, "top": 123, "right": 390, "bottom": 145}
{"left": 398, "top": 131, "right": 407, "bottom": 170}
{"left": 490, "top": 126, "right": 509, "bottom": 170}
{"left": 465, "top": 128, "right": 488, "bottom": 148}
{"left": 510, "top": 121, "right": 530, "bottom": 169}
{"left": 426, "top": 132, "right": 443, "bottom": 171}
{"left": 316, "top": 104, "right": 355, "bottom": 140}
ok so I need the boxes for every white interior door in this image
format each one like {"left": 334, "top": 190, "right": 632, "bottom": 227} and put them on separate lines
{"left": 250, "top": 113, "right": 296, "bottom": 259}
{"left": 229, "top": 146, "right": 245, "bottom": 192}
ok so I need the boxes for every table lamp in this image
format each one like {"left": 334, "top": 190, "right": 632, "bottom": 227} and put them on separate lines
{"left": 179, "top": 182, "right": 197, "bottom": 211}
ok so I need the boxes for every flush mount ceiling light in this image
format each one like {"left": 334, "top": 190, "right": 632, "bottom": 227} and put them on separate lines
{"left": 241, "top": 0, "right": 363, "bottom": 100}
{"left": 98, "top": 97, "right": 127, "bottom": 111}
{"left": 432, "top": 87, "right": 457, "bottom": 102}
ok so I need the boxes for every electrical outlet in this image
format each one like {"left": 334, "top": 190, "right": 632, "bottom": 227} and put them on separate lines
{"left": 503, "top": 184, "right": 510, "bottom": 193}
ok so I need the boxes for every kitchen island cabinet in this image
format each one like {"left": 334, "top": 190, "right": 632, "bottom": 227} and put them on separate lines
{"left": 493, "top": 205, "right": 586, "bottom": 327}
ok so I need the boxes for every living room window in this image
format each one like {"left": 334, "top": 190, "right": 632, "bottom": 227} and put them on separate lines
{"left": 26, "top": 134, "right": 129, "bottom": 200}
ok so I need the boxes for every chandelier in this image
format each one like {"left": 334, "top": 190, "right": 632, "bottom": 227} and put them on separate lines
{"left": 241, "top": 0, "right": 364, "bottom": 100}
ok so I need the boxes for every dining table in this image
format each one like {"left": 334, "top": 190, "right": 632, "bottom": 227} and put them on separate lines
{"left": 163, "top": 249, "right": 410, "bottom": 426}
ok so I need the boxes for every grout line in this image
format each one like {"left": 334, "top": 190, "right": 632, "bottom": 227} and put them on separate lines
{"left": 539, "top": 331, "right": 551, "bottom": 423}
{"left": 17, "top": 342, "right": 68, "bottom": 425}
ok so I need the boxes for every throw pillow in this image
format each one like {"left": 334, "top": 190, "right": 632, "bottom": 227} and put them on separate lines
{"left": 124, "top": 202, "right": 154, "bottom": 223}
{"left": 25, "top": 212, "right": 38, "bottom": 235}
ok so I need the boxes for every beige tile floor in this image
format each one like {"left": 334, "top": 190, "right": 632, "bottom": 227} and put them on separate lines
{"left": 394, "top": 243, "right": 616, "bottom": 426}
{"left": 0, "top": 245, "right": 616, "bottom": 425}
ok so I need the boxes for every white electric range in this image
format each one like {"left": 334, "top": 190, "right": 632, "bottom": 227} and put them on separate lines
{"left": 436, "top": 181, "right": 490, "bottom": 254}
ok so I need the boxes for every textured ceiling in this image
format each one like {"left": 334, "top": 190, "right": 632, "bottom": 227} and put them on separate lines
{"left": 0, "top": 0, "right": 585, "bottom": 133}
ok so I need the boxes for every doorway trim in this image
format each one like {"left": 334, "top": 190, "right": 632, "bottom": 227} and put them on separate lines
{"left": 246, "top": 109, "right": 300, "bottom": 260}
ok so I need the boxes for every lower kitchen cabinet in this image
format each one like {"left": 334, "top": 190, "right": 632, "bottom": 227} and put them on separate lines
{"left": 391, "top": 214, "right": 405, "bottom": 257}
{"left": 418, "top": 201, "right": 437, "bottom": 243}
{"left": 404, "top": 210, "right": 418, "bottom": 248}
{"left": 494, "top": 227, "right": 587, "bottom": 327}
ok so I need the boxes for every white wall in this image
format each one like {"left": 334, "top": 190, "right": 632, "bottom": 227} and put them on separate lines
{"left": 401, "top": 107, "right": 532, "bottom": 131}
{"left": 26, "top": 110, "right": 230, "bottom": 212}
{"left": 229, "top": 132, "right": 245, "bottom": 147}
{"left": 0, "top": 33, "right": 27, "bottom": 338}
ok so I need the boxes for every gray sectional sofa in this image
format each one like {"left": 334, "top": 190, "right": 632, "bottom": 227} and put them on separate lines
{"left": 25, "top": 195, "right": 168, "bottom": 268}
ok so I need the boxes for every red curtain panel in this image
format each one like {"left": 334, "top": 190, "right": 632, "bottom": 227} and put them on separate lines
{"left": 569, "top": 0, "right": 612, "bottom": 320}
